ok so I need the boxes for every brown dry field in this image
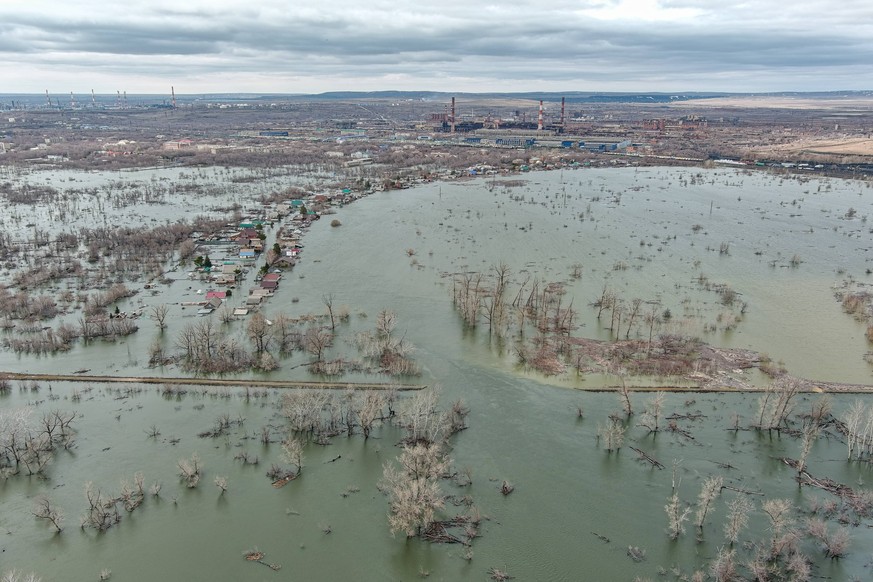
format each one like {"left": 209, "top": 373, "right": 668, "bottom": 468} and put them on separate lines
{"left": 669, "top": 95, "right": 873, "bottom": 158}
{"left": 752, "top": 137, "right": 873, "bottom": 157}
{"left": 751, "top": 137, "right": 873, "bottom": 158}
{"left": 676, "top": 95, "right": 873, "bottom": 110}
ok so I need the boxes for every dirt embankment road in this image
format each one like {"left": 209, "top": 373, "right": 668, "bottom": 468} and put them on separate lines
{"left": 0, "top": 371, "right": 425, "bottom": 391}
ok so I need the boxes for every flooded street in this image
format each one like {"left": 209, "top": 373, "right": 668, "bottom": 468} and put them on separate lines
{"left": 2, "top": 166, "right": 873, "bottom": 580}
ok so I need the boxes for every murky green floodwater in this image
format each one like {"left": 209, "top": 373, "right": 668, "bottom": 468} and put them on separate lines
{"left": 2, "top": 166, "right": 873, "bottom": 581}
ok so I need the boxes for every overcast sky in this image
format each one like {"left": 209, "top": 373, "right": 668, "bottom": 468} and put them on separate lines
{"left": 1, "top": 0, "right": 871, "bottom": 94}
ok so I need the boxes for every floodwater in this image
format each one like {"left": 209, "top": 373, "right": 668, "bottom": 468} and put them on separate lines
{"left": 1, "top": 166, "right": 873, "bottom": 580}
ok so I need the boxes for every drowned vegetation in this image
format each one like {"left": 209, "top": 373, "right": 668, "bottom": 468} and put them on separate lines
{"left": 449, "top": 263, "right": 873, "bottom": 392}
{"left": 591, "top": 375, "right": 873, "bottom": 581}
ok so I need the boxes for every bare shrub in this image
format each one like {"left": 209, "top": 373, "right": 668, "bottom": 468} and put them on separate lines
{"left": 177, "top": 453, "right": 203, "bottom": 488}
{"left": 118, "top": 472, "right": 145, "bottom": 511}
{"left": 841, "top": 291, "right": 870, "bottom": 320}
{"left": 214, "top": 476, "right": 228, "bottom": 494}
{"left": 807, "top": 518, "right": 851, "bottom": 558}
{"left": 81, "top": 482, "right": 120, "bottom": 531}
{"left": 1, "top": 570, "right": 43, "bottom": 582}
{"left": 354, "top": 309, "right": 420, "bottom": 376}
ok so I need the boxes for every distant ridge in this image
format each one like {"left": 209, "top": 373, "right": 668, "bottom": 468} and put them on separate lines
{"left": 2, "top": 90, "right": 871, "bottom": 108}
{"left": 199, "top": 89, "right": 873, "bottom": 103}
{"left": 303, "top": 91, "right": 727, "bottom": 103}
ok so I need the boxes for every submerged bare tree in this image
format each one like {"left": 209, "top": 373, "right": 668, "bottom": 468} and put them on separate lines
{"left": 724, "top": 495, "right": 753, "bottom": 546}
{"left": 665, "top": 491, "right": 691, "bottom": 541}
{"left": 150, "top": 304, "right": 169, "bottom": 330}
{"left": 639, "top": 393, "right": 665, "bottom": 434}
{"left": 761, "top": 498, "right": 795, "bottom": 558}
{"left": 398, "top": 387, "right": 449, "bottom": 445}
{"left": 643, "top": 303, "right": 662, "bottom": 356}
{"left": 32, "top": 495, "right": 64, "bottom": 533}
{"left": 246, "top": 311, "right": 271, "bottom": 355}
{"left": 303, "top": 326, "right": 333, "bottom": 365}
{"left": 1, "top": 407, "right": 76, "bottom": 478}
{"left": 453, "top": 273, "right": 483, "bottom": 327}
{"left": 665, "top": 461, "right": 691, "bottom": 540}
{"left": 796, "top": 422, "right": 820, "bottom": 478}
{"left": 843, "top": 400, "right": 873, "bottom": 461}
{"left": 754, "top": 377, "right": 801, "bottom": 432}
{"left": 613, "top": 367, "right": 633, "bottom": 417}
{"left": 709, "top": 547, "right": 737, "bottom": 582}
{"left": 625, "top": 298, "right": 643, "bottom": 339}
{"left": 379, "top": 442, "right": 449, "bottom": 538}
{"left": 174, "top": 319, "right": 254, "bottom": 373}
{"left": 694, "top": 476, "right": 723, "bottom": 534}
{"left": 281, "top": 437, "right": 304, "bottom": 476}
{"left": 597, "top": 418, "right": 626, "bottom": 452}
{"left": 270, "top": 313, "right": 299, "bottom": 354}
{"left": 323, "top": 293, "right": 337, "bottom": 330}
{"left": 481, "top": 262, "right": 511, "bottom": 336}
{"left": 358, "top": 391, "right": 387, "bottom": 439}
{"left": 355, "top": 309, "right": 419, "bottom": 375}
{"left": 594, "top": 286, "right": 615, "bottom": 320}
{"left": 81, "top": 482, "right": 120, "bottom": 531}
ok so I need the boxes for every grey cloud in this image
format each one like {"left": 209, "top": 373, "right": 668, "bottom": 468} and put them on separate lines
{"left": 0, "top": 1, "right": 871, "bottom": 91}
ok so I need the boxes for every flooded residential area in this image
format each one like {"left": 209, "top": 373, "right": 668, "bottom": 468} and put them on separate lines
{"left": 1, "top": 119, "right": 873, "bottom": 580}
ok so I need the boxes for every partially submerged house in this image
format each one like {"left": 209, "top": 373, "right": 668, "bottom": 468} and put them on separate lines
{"left": 197, "top": 295, "right": 223, "bottom": 315}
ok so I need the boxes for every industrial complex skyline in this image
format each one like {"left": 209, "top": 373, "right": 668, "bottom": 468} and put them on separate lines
{"left": 1, "top": 0, "right": 871, "bottom": 94}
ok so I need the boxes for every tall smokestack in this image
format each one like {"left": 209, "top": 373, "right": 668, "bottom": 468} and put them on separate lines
{"left": 537, "top": 100, "right": 544, "bottom": 131}
{"left": 560, "top": 97, "right": 565, "bottom": 130}
{"left": 451, "top": 97, "right": 456, "bottom": 134}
